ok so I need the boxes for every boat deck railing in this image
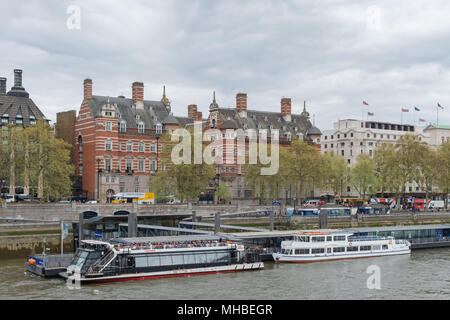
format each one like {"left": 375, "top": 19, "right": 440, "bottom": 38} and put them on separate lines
{"left": 347, "top": 236, "right": 393, "bottom": 242}
{"left": 115, "top": 241, "right": 231, "bottom": 251}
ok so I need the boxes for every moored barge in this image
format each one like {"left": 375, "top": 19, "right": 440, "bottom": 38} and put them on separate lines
{"left": 60, "top": 235, "right": 263, "bottom": 284}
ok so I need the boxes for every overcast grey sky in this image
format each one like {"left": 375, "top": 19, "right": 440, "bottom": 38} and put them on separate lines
{"left": 1, "top": 0, "right": 450, "bottom": 129}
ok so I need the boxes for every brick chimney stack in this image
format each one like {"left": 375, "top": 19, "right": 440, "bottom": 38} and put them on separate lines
{"left": 13, "top": 69, "right": 23, "bottom": 88}
{"left": 132, "top": 82, "right": 144, "bottom": 104}
{"left": 236, "top": 93, "right": 247, "bottom": 113}
{"left": 83, "top": 79, "right": 92, "bottom": 100}
{"left": 188, "top": 104, "right": 198, "bottom": 119}
{"left": 0, "top": 78, "right": 6, "bottom": 95}
{"left": 281, "top": 98, "right": 292, "bottom": 120}
{"left": 196, "top": 111, "right": 203, "bottom": 122}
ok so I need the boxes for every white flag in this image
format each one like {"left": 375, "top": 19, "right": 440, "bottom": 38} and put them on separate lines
{"left": 61, "top": 222, "right": 69, "bottom": 239}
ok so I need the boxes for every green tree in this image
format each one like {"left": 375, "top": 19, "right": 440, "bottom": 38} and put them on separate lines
{"left": 351, "top": 154, "right": 376, "bottom": 199}
{"left": 322, "top": 152, "right": 351, "bottom": 201}
{"left": 436, "top": 141, "right": 450, "bottom": 208}
{"left": 148, "top": 128, "right": 215, "bottom": 203}
{"left": 215, "top": 182, "right": 233, "bottom": 204}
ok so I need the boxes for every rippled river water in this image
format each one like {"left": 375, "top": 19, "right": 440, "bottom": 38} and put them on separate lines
{"left": 1, "top": 248, "right": 450, "bottom": 300}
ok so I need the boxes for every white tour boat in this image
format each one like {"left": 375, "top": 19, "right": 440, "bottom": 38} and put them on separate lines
{"left": 272, "top": 231, "right": 411, "bottom": 263}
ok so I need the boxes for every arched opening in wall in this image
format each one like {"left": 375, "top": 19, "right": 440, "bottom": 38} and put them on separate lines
{"left": 106, "top": 189, "right": 115, "bottom": 203}
{"left": 114, "top": 210, "right": 130, "bottom": 216}
{"left": 82, "top": 211, "right": 98, "bottom": 220}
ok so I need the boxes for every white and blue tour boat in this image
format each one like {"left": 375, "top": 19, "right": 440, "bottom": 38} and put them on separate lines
{"left": 272, "top": 231, "right": 410, "bottom": 263}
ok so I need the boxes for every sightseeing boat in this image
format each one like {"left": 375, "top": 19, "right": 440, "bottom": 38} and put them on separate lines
{"left": 272, "top": 231, "right": 410, "bottom": 263}
{"left": 59, "top": 235, "right": 263, "bottom": 284}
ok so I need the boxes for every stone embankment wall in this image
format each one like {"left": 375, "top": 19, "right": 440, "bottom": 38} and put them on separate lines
{"left": 0, "top": 203, "right": 271, "bottom": 221}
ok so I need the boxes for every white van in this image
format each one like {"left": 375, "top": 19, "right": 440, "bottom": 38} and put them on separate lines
{"left": 428, "top": 200, "right": 445, "bottom": 211}
{"left": 3, "top": 194, "right": 15, "bottom": 203}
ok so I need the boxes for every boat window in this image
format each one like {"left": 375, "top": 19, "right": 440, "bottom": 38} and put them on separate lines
{"left": 172, "top": 254, "right": 184, "bottom": 265}
{"left": 183, "top": 254, "right": 196, "bottom": 265}
{"left": 359, "top": 246, "right": 371, "bottom": 251}
{"left": 326, "top": 236, "right": 332, "bottom": 242}
{"left": 333, "top": 247, "right": 345, "bottom": 253}
{"left": 333, "top": 236, "right": 346, "bottom": 241}
{"left": 295, "top": 249, "right": 310, "bottom": 254}
{"left": 135, "top": 256, "right": 148, "bottom": 268}
{"left": 148, "top": 255, "right": 161, "bottom": 267}
{"left": 372, "top": 245, "right": 381, "bottom": 251}
{"left": 382, "top": 245, "right": 388, "bottom": 250}
{"left": 311, "top": 248, "right": 325, "bottom": 254}
{"left": 347, "top": 246, "right": 358, "bottom": 252}
{"left": 197, "top": 253, "right": 208, "bottom": 264}
{"left": 160, "top": 255, "right": 173, "bottom": 266}
{"left": 297, "top": 236, "right": 309, "bottom": 242}
{"left": 311, "top": 237, "right": 325, "bottom": 242}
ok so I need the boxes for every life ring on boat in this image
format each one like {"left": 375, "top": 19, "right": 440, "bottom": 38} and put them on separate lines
{"left": 389, "top": 240, "right": 393, "bottom": 245}
{"left": 348, "top": 242, "right": 352, "bottom": 246}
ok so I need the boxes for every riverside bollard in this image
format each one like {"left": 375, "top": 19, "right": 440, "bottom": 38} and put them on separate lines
{"left": 78, "top": 212, "right": 84, "bottom": 242}
{"left": 319, "top": 209, "right": 328, "bottom": 229}
{"left": 128, "top": 211, "right": 138, "bottom": 238}
{"left": 270, "top": 209, "right": 274, "bottom": 231}
{"left": 214, "top": 213, "right": 220, "bottom": 234}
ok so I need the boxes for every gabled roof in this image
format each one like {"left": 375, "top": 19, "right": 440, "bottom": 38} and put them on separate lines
{"left": 215, "top": 107, "right": 316, "bottom": 140}
{"left": 86, "top": 95, "right": 176, "bottom": 130}
{"left": 0, "top": 94, "right": 46, "bottom": 126}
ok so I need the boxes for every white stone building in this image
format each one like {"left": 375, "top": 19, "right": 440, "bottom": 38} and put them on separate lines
{"left": 321, "top": 119, "right": 429, "bottom": 166}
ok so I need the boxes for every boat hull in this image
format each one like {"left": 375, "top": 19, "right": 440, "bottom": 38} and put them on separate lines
{"left": 60, "top": 262, "right": 264, "bottom": 284}
{"left": 272, "top": 249, "right": 410, "bottom": 263}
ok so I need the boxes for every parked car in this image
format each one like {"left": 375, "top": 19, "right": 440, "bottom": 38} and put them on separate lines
{"left": 3, "top": 194, "right": 15, "bottom": 203}
{"left": 303, "top": 199, "right": 325, "bottom": 208}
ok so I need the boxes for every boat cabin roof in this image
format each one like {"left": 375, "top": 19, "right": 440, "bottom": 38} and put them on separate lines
{"left": 110, "top": 235, "right": 224, "bottom": 245}
{"left": 293, "top": 231, "right": 353, "bottom": 237}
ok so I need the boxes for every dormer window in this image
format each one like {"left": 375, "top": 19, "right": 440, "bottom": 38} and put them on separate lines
{"left": 16, "top": 114, "right": 23, "bottom": 125}
{"left": 120, "top": 121, "right": 126, "bottom": 133}
{"left": 1, "top": 114, "right": 8, "bottom": 124}
{"left": 138, "top": 122, "right": 145, "bottom": 133}
{"left": 156, "top": 123, "right": 162, "bottom": 135}
{"left": 29, "top": 115, "right": 36, "bottom": 125}
{"left": 136, "top": 115, "right": 140, "bottom": 120}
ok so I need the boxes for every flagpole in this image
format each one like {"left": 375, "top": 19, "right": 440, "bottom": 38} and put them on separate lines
{"left": 60, "top": 220, "right": 63, "bottom": 256}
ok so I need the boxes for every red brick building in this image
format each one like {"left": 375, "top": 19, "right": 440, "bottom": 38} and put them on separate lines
{"left": 74, "top": 79, "right": 183, "bottom": 201}
{"left": 205, "top": 92, "right": 322, "bottom": 200}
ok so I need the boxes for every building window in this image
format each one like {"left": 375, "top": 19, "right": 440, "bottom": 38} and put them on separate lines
{"left": 126, "top": 141, "right": 132, "bottom": 152}
{"left": 139, "top": 142, "right": 144, "bottom": 152}
{"left": 138, "top": 159, "right": 144, "bottom": 172}
{"left": 138, "top": 123, "right": 145, "bottom": 133}
{"left": 105, "top": 159, "right": 111, "bottom": 172}
{"left": 106, "top": 122, "right": 112, "bottom": 131}
{"left": 105, "top": 138, "right": 112, "bottom": 151}
{"left": 126, "top": 160, "right": 132, "bottom": 172}
{"left": 341, "top": 150, "right": 344, "bottom": 156}
{"left": 120, "top": 122, "right": 126, "bottom": 133}
{"left": 150, "top": 143, "right": 156, "bottom": 153}
{"left": 156, "top": 123, "right": 163, "bottom": 135}
{"left": 150, "top": 160, "right": 157, "bottom": 172}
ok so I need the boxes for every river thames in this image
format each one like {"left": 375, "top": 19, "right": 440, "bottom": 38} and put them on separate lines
{"left": 1, "top": 248, "right": 449, "bottom": 300}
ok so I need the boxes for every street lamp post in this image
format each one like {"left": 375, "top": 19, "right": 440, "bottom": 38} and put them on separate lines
{"left": 97, "top": 159, "right": 101, "bottom": 202}
{"left": 214, "top": 165, "right": 220, "bottom": 205}
{"left": 155, "top": 133, "right": 161, "bottom": 173}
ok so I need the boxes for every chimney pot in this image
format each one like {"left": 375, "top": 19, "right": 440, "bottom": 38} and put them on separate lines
{"left": 281, "top": 98, "right": 292, "bottom": 117}
{"left": 188, "top": 104, "right": 198, "bottom": 119}
{"left": 83, "top": 78, "right": 93, "bottom": 100}
{"left": 132, "top": 82, "right": 144, "bottom": 104}
{"left": 0, "top": 78, "right": 6, "bottom": 95}
{"left": 13, "top": 69, "right": 23, "bottom": 88}
{"left": 236, "top": 93, "right": 247, "bottom": 113}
